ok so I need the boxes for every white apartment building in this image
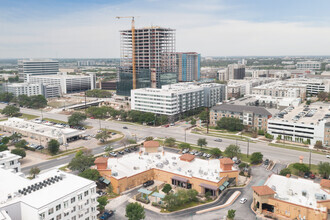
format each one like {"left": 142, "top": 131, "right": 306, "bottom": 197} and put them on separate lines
{"left": 296, "top": 61, "right": 321, "bottom": 70}
{"left": 0, "top": 151, "right": 21, "bottom": 173}
{"left": 18, "top": 60, "right": 59, "bottom": 82}
{"left": 131, "top": 82, "right": 225, "bottom": 115}
{"left": 0, "top": 168, "right": 98, "bottom": 220}
{"left": 267, "top": 103, "right": 330, "bottom": 145}
{"left": 286, "top": 78, "right": 330, "bottom": 95}
{"left": 27, "top": 72, "right": 96, "bottom": 94}
{"left": 252, "top": 81, "right": 307, "bottom": 99}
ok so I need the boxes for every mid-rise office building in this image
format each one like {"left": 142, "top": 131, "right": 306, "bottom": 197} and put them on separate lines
{"left": 131, "top": 82, "right": 225, "bottom": 116}
{"left": 117, "top": 26, "right": 177, "bottom": 96}
{"left": 0, "top": 167, "right": 98, "bottom": 220}
{"left": 27, "top": 72, "right": 96, "bottom": 94}
{"left": 296, "top": 61, "right": 321, "bottom": 70}
{"left": 176, "top": 52, "right": 200, "bottom": 82}
{"left": 3, "top": 83, "right": 43, "bottom": 97}
{"left": 18, "top": 59, "right": 59, "bottom": 82}
{"left": 286, "top": 78, "right": 330, "bottom": 95}
{"left": 210, "top": 104, "right": 271, "bottom": 131}
{"left": 0, "top": 150, "right": 21, "bottom": 173}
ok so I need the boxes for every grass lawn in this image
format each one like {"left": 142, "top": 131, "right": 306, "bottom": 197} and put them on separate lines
{"left": 97, "top": 129, "right": 124, "bottom": 145}
{"left": 20, "top": 113, "right": 39, "bottom": 120}
{"left": 288, "top": 163, "right": 319, "bottom": 175}
{"left": 191, "top": 131, "right": 255, "bottom": 143}
{"left": 43, "top": 118, "right": 93, "bottom": 129}
{"left": 49, "top": 147, "right": 85, "bottom": 159}
{"left": 268, "top": 143, "right": 325, "bottom": 155}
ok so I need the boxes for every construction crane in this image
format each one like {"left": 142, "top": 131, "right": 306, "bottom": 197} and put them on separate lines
{"left": 116, "top": 16, "right": 136, "bottom": 90}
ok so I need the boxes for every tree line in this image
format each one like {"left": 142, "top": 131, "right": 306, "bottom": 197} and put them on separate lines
{"left": 0, "top": 92, "right": 47, "bottom": 109}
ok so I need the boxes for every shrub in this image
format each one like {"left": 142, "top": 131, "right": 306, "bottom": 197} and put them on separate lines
{"left": 257, "top": 129, "right": 265, "bottom": 135}
{"left": 250, "top": 152, "right": 263, "bottom": 164}
{"left": 265, "top": 133, "right": 274, "bottom": 140}
{"left": 279, "top": 168, "right": 291, "bottom": 176}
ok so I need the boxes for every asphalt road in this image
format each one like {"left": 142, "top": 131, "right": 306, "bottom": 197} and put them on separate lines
{"left": 10, "top": 104, "right": 327, "bottom": 167}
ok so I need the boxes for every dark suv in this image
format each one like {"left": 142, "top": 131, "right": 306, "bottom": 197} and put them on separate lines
{"left": 143, "top": 180, "right": 154, "bottom": 187}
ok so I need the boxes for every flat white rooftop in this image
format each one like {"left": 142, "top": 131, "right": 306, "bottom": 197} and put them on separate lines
{"left": 265, "top": 174, "right": 329, "bottom": 210}
{"left": 0, "top": 168, "right": 95, "bottom": 209}
{"left": 0, "top": 118, "right": 84, "bottom": 139}
{"left": 108, "top": 151, "right": 236, "bottom": 183}
{"left": 0, "top": 150, "right": 21, "bottom": 163}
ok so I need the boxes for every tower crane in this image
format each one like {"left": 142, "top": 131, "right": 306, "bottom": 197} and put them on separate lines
{"left": 116, "top": 16, "right": 136, "bottom": 90}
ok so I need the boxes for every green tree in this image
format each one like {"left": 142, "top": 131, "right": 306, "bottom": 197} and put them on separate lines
{"left": 0, "top": 92, "right": 14, "bottom": 103}
{"left": 29, "top": 167, "right": 40, "bottom": 178}
{"left": 68, "top": 112, "right": 87, "bottom": 126}
{"left": 11, "top": 148, "right": 26, "bottom": 158}
{"left": 178, "top": 143, "right": 191, "bottom": 151}
{"left": 15, "top": 139, "right": 27, "bottom": 148}
{"left": 95, "top": 130, "right": 111, "bottom": 143}
{"left": 104, "top": 145, "right": 113, "bottom": 156}
{"left": 216, "top": 117, "right": 244, "bottom": 132}
{"left": 29, "top": 95, "right": 47, "bottom": 108}
{"left": 78, "top": 169, "right": 100, "bottom": 181}
{"left": 86, "top": 89, "right": 112, "bottom": 98}
{"left": 87, "top": 106, "right": 108, "bottom": 119}
{"left": 2, "top": 105, "right": 20, "bottom": 117}
{"left": 227, "top": 209, "right": 236, "bottom": 220}
{"left": 125, "top": 202, "right": 145, "bottom": 220}
{"left": 1, "top": 136, "right": 10, "bottom": 144}
{"left": 292, "top": 163, "right": 310, "bottom": 176}
{"left": 162, "top": 184, "right": 172, "bottom": 194}
{"left": 145, "top": 136, "right": 154, "bottom": 141}
{"left": 250, "top": 152, "right": 263, "bottom": 164}
{"left": 68, "top": 150, "right": 95, "bottom": 172}
{"left": 238, "top": 162, "right": 249, "bottom": 170}
{"left": 224, "top": 145, "right": 241, "bottom": 158}
{"left": 199, "top": 111, "right": 208, "bottom": 122}
{"left": 164, "top": 137, "right": 176, "bottom": 147}
{"left": 197, "top": 138, "right": 207, "bottom": 151}
{"left": 190, "top": 118, "right": 196, "bottom": 126}
{"left": 210, "top": 148, "right": 222, "bottom": 157}
{"left": 318, "top": 162, "right": 330, "bottom": 179}
{"left": 106, "top": 184, "right": 114, "bottom": 194}
{"left": 279, "top": 168, "right": 291, "bottom": 176}
{"left": 10, "top": 133, "right": 21, "bottom": 142}
{"left": 306, "top": 100, "right": 311, "bottom": 105}
{"left": 0, "top": 145, "right": 8, "bottom": 152}
{"left": 97, "top": 196, "right": 108, "bottom": 212}
{"left": 314, "top": 141, "right": 323, "bottom": 149}
{"left": 47, "top": 139, "right": 60, "bottom": 155}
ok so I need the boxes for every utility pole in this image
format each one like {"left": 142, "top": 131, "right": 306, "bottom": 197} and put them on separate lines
{"left": 84, "top": 91, "right": 87, "bottom": 115}
{"left": 247, "top": 139, "right": 250, "bottom": 157}
{"left": 309, "top": 148, "right": 312, "bottom": 170}
{"left": 206, "top": 107, "right": 209, "bottom": 134}
{"left": 184, "top": 129, "right": 187, "bottom": 143}
{"left": 40, "top": 109, "right": 43, "bottom": 121}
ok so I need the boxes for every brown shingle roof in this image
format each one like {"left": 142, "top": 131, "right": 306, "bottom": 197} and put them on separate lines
{"left": 180, "top": 154, "right": 195, "bottom": 162}
{"left": 252, "top": 186, "right": 276, "bottom": 196}
{"left": 94, "top": 157, "right": 108, "bottom": 164}
{"left": 320, "top": 179, "right": 330, "bottom": 189}
{"left": 143, "top": 140, "right": 160, "bottom": 148}
{"left": 220, "top": 158, "right": 234, "bottom": 165}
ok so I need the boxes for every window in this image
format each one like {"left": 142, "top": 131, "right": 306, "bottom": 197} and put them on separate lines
{"left": 64, "top": 201, "right": 69, "bottom": 208}
{"left": 64, "top": 212, "right": 69, "bottom": 217}
{"left": 78, "top": 194, "right": 83, "bottom": 201}
{"left": 84, "top": 190, "right": 89, "bottom": 196}
{"left": 48, "top": 208, "right": 54, "bottom": 215}
{"left": 56, "top": 214, "right": 61, "bottom": 220}
{"left": 71, "top": 217, "right": 76, "bottom": 220}
{"left": 9, "top": 161, "right": 14, "bottom": 165}
{"left": 71, "top": 206, "right": 76, "bottom": 213}
{"left": 56, "top": 204, "right": 61, "bottom": 211}
{"left": 39, "top": 212, "right": 45, "bottom": 220}
{"left": 71, "top": 197, "right": 75, "bottom": 203}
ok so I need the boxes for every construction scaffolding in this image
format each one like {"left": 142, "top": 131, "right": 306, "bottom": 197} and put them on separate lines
{"left": 117, "top": 26, "right": 177, "bottom": 96}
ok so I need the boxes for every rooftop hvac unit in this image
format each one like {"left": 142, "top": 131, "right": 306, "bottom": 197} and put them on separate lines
{"left": 315, "top": 193, "right": 327, "bottom": 200}
{"left": 271, "top": 186, "right": 276, "bottom": 191}
{"left": 112, "top": 172, "right": 118, "bottom": 177}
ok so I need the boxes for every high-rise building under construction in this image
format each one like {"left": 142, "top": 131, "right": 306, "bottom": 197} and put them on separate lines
{"left": 116, "top": 26, "right": 177, "bottom": 96}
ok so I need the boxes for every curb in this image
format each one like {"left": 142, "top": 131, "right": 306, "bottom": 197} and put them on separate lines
{"left": 196, "top": 191, "right": 241, "bottom": 214}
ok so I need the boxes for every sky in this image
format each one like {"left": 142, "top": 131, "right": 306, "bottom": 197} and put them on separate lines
{"left": 1, "top": 0, "right": 330, "bottom": 58}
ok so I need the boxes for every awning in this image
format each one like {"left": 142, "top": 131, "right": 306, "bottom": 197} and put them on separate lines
{"left": 172, "top": 176, "right": 188, "bottom": 183}
{"left": 138, "top": 188, "right": 152, "bottom": 195}
{"left": 152, "top": 192, "right": 165, "bottom": 199}
{"left": 99, "top": 177, "right": 105, "bottom": 182}
{"left": 103, "top": 179, "right": 110, "bottom": 185}
{"left": 223, "top": 181, "right": 229, "bottom": 187}
{"left": 219, "top": 185, "right": 225, "bottom": 191}
{"left": 199, "top": 183, "right": 218, "bottom": 191}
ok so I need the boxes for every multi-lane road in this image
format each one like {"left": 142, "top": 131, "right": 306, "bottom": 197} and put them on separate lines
{"left": 5, "top": 104, "right": 326, "bottom": 174}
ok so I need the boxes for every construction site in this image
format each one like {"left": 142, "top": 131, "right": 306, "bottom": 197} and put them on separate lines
{"left": 116, "top": 17, "right": 177, "bottom": 96}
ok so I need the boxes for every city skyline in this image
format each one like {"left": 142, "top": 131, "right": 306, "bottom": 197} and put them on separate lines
{"left": 2, "top": 0, "right": 330, "bottom": 58}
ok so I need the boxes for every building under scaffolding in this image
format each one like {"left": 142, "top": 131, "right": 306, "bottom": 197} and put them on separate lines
{"left": 117, "top": 26, "right": 177, "bottom": 96}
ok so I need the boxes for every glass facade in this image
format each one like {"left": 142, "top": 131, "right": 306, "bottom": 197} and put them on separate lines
{"left": 116, "top": 68, "right": 151, "bottom": 96}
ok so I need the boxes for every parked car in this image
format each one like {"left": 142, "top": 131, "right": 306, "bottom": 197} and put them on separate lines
{"left": 36, "top": 145, "right": 44, "bottom": 150}
{"left": 123, "top": 126, "right": 128, "bottom": 129}
{"left": 109, "top": 152, "right": 117, "bottom": 157}
{"left": 182, "top": 148, "right": 189, "bottom": 154}
{"left": 327, "top": 154, "right": 330, "bottom": 159}
{"left": 202, "top": 153, "right": 207, "bottom": 157}
{"left": 214, "top": 138, "right": 222, "bottom": 142}
{"left": 235, "top": 159, "right": 241, "bottom": 165}
{"left": 264, "top": 159, "right": 270, "bottom": 165}
{"left": 118, "top": 151, "right": 124, "bottom": 155}
{"left": 304, "top": 172, "right": 310, "bottom": 179}
{"left": 310, "top": 173, "right": 316, "bottom": 179}
{"left": 206, "top": 154, "right": 211, "bottom": 158}
{"left": 99, "top": 210, "right": 114, "bottom": 219}
{"left": 90, "top": 117, "right": 95, "bottom": 119}
{"left": 240, "top": 198, "right": 247, "bottom": 204}
{"left": 170, "top": 123, "right": 175, "bottom": 126}
{"left": 124, "top": 148, "right": 131, "bottom": 153}
{"left": 143, "top": 180, "right": 154, "bottom": 187}
{"left": 96, "top": 190, "right": 106, "bottom": 197}
{"left": 111, "top": 132, "right": 116, "bottom": 135}
{"left": 164, "top": 124, "right": 169, "bottom": 128}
